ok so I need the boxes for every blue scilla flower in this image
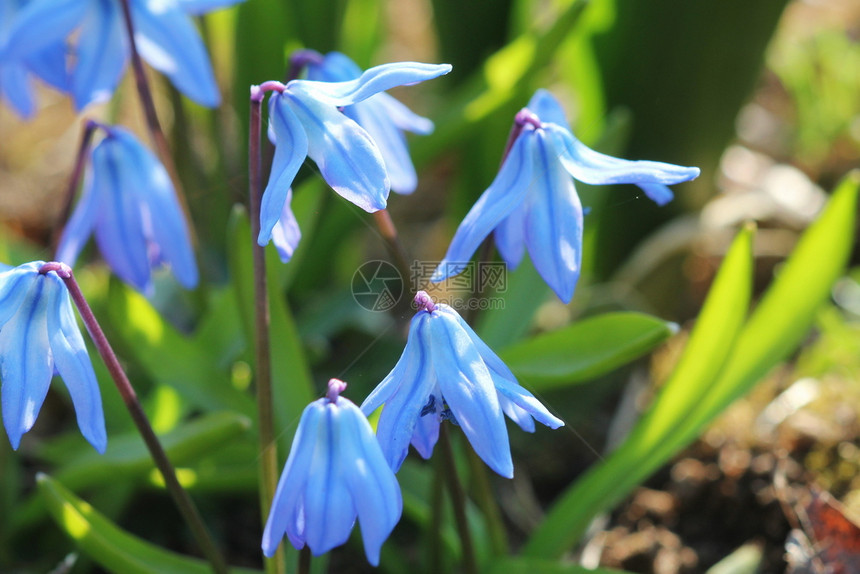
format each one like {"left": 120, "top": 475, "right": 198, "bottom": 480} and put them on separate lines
{"left": 263, "top": 379, "right": 402, "bottom": 566}
{"left": 3, "top": 0, "right": 243, "bottom": 110}
{"left": 305, "top": 51, "right": 436, "bottom": 194}
{"left": 257, "top": 59, "right": 452, "bottom": 248}
{"left": 361, "top": 291, "right": 563, "bottom": 478}
{"left": 56, "top": 124, "right": 198, "bottom": 294}
{"left": 0, "top": 0, "right": 69, "bottom": 118}
{"left": 0, "top": 261, "right": 106, "bottom": 452}
{"left": 431, "top": 89, "right": 701, "bottom": 303}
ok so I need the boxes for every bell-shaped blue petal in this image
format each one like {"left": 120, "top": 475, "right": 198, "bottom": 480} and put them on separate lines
{"left": 307, "top": 52, "right": 435, "bottom": 194}
{"left": 263, "top": 380, "right": 401, "bottom": 566}
{"left": 285, "top": 86, "right": 389, "bottom": 212}
{"left": 295, "top": 61, "right": 452, "bottom": 107}
{"left": 363, "top": 292, "right": 562, "bottom": 478}
{"left": 2, "top": 0, "right": 86, "bottom": 59}
{"left": 56, "top": 126, "right": 198, "bottom": 293}
{"left": 0, "top": 262, "right": 106, "bottom": 452}
{"left": 73, "top": 0, "right": 126, "bottom": 109}
{"left": 431, "top": 131, "right": 535, "bottom": 281}
{"left": 432, "top": 89, "right": 699, "bottom": 301}
{"left": 131, "top": 0, "right": 220, "bottom": 107}
{"left": 271, "top": 189, "right": 302, "bottom": 263}
{"left": 258, "top": 94, "right": 309, "bottom": 245}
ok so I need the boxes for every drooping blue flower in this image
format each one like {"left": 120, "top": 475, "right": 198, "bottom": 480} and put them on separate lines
{"left": 361, "top": 291, "right": 563, "bottom": 478}
{"left": 3, "top": 0, "right": 243, "bottom": 110}
{"left": 306, "top": 51, "right": 436, "bottom": 194}
{"left": 0, "top": 261, "right": 106, "bottom": 452}
{"left": 263, "top": 379, "right": 402, "bottom": 566}
{"left": 0, "top": 0, "right": 70, "bottom": 118}
{"left": 431, "top": 89, "right": 701, "bottom": 303}
{"left": 257, "top": 59, "right": 452, "bottom": 248}
{"left": 270, "top": 188, "right": 302, "bottom": 263}
{"left": 56, "top": 124, "right": 198, "bottom": 294}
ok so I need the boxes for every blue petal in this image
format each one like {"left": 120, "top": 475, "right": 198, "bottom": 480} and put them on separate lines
{"left": 306, "top": 51, "right": 362, "bottom": 82}
{"left": 271, "top": 189, "right": 302, "bottom": 263}
{"left": 546, "top": 124, "right": 701, "bottom": 190}
{"left": 56, "top": 168, "right": 100, "bottom": 267}
{"left": 431, "top": 130, "right": 535, "bottom": 282}
{"left": 375, "top": 312, "right": 435, "bottom": 471}
{"left": 492, "top": 375, "right": 563, "bottom": 429}
{"left": 0, "top": 277, "right": 53, "bottom": 450}
{"left": 73, "top": 0, "right": 126, "bottom": 110}
{"left": 179, "top": 0, "right": 245, "bottom": 15}
{"left": 636, "top": 183, "right": 675, "bottom": 206}
{"left": 344, "top": 97, "right": 419, "bottom": 194}
{"left": 338, "top": 397, "right": 402, "bottom": 566}
{"left": 525, "top": 130, "right": 583, "bottom": 302}
{"left": 45, "top": 273, "right": 106, "bottom": 453}
{"left": 0, "top": 63, "right": 34, "bottom": 118}
{"left": 494, "top": 202, "right": 527, "bottom": 269}
{"left": 0, "top": 264, "right": 39, "bottom": 329}
{"left": 263, "top": 400, "right": 322, "bottom": 556}
{"left": 285, "top": 88, "right": 389, "bottom": 212}
{"left": 291, "top": 61, "right": 452, "bottom": 107}
{"left": 375, "top": 92, "right": 434, "bottom": 135}
{"left": 3, "top": 0, "right": 85, "bottom": 59}
{"left": 440, "top": 306, "right": 516, "bottom": 381}
{"left": 303, "top": 403, "right": 356, "bottom": 556}
{"left": 116, "top": 130, "right": 198, "bottom": 288}
{"left": 360, "top": 348, "right": 406, "bottom": 416}
{"left": 131, "top": 0, "right": 220, "bottom": 107}
{"left": 498, "top": 394, "right": 535, "bottom": 432}
{"left": 25, "top": 42, "right": 71, "bottom": 93}
{"left": 527, "top": 89, "right": 570, "bottom": 130}
{"left": 409, "top": 399, "right": 440, "bottom": 459}
{"left": 259, "top": 94, "right": 308, "bottom": 245}
{"left": 90, "top": 136, "right": 152, "bottom": 293}
{"left": 429, "top": 310, "right": 513, "bottom": 478}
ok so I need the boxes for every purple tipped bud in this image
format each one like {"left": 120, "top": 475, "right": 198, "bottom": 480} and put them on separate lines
{"left": 413, "top": 290, "right": 436, "bottom": 313}
{"left": 326, "top": 378, "right": 347, "bottom": 401}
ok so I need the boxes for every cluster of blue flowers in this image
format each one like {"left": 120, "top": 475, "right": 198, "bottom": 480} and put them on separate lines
{"left": 0, "top": 5, "right": 700, "bottom": 564}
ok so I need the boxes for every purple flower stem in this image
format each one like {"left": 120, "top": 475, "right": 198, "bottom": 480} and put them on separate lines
{"left": 51, "top": 119, "right": 98, "bottom": 256}
{"left": 248, "top": 93, "right": 286, "bottom": 574}
{"left": 39, "top": 263, "right": 228, "bottom": 574}
{"left": 116, "top": 0, "right": 196, "bottom": 247}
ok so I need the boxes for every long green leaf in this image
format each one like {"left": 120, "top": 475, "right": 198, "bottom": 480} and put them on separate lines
{"left": 499, "top": 312, "right": 677, "bottom": 391}
{"left": 106, "top": 285, "right": 255, "bottom": 417}
{"left": 524, "top": 223, "right": 755, "bottom": 557}
{"left": 37, "top": 474, "right": 259, "bottom": 574}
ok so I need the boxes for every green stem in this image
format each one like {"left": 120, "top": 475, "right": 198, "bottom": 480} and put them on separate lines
{"left": 466, "top": 448, "right": 508, "bottom": 556}
{"left": 439, "top": 426, "right": 479, "bottom": 574}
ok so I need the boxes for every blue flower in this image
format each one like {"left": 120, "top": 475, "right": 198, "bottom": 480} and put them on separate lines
{"left": 306, "top": 51, "right": 436, "bottom": 194}
{"left": 262, "top": 379, "right": 402, "bottom": 566}
{"left": 431, "top": 89, "right": 701, "bottom": 303}
{"left": 257, "top": 59, "right": 452, "bottom": 247}
{"left": 3, "top": 0, "right": 243, "bottom": 110}
{"left": 361, "top": 291, "right": 563, "bottom": 478}
{"left": 270, "top": 188, "right": 302, "bottom": 263}
{"left": 0, "top": 261, "right": 106, "bottom": 452}
{"left": 0, "top": 0, "right": 69, "bottom": 118}
{"left": 56, "top": 124, "right": 198, "bottom": 294}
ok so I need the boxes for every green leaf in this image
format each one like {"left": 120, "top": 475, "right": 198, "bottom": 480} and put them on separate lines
{"left": 37, "top": 473, "right": 259, "bottom": 574}
{"left": 499, "top": 312, "right": 677, "bottom": 391}
{"left": 524, "top": 223, "right": 755, "bottom": 557}
{"left": 485, "top": 557, "right": 632, "bottom": 574}
{"left": 12, "top": 412, "right": 251, "bottom": 530}
{"left": 106, "top": 284, "right": 255, "bottom": 417}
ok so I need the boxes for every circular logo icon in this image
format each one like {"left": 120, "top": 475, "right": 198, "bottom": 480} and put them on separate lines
{"left": 351, "top": 260, "right": 403, "bottom": 312}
